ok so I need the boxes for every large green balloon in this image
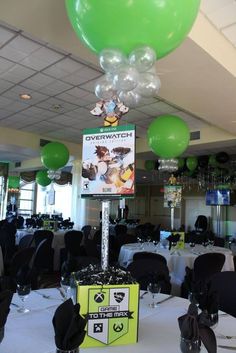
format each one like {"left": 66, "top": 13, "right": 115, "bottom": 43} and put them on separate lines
{"left": 147, "top": 115, "right": 190, "bottom": 158}
{"left": 208, "top": 155, "right": 218, "bottom": 168}
{"left": 41, "top": 142, "right": 70, "bottom": 171}
{"left": 36, "top": 170, "right": 51, "bottom": 187}
{"left": 186, "top": 156, "right": 198, "bottom": 171}
{"left": 65, "top": 0, "right": 200, "bottom": 59}
{"left": 8, "top": 176, "right": 20, "bottom": 189}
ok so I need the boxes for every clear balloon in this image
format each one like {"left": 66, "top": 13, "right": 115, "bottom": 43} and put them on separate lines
{"left": 99, "top": 48, "right": 127, "bottom": 73}
{"left": 95, "top": 76, "right": 115, "bottom": 100}
{"left": 113, "top": 66, "right": 139, "bottom": 91}
{"left": 129, "top": 46, "right": 156, "bottom": 72}
{"left": 118, "top": 89, "right": 141, "bottom": 108}
{"left": 137, "top": 72, "right": 161, "bottom": 97}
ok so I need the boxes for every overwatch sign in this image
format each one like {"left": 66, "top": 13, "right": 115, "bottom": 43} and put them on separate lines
{"left": 78, "top": 284, "right": 139, "bottom": 347}
{"left": 81, "top": 125, "right": 135, "bottom": 199}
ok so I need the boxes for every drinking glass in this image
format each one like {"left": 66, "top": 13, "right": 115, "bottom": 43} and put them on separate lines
{"left": 60, "top": 275, "right": 71, "bottom": 300}
{"left": 147, "top": 282, "right": 161, "bottom": 308}
{"left": 16, "top": 283, "right": 31, "bottom": 313}
{"left": 180, "top": 337, "right": 201, "bottom": 353}
{"left": 189, "top": 241, "right": 196, "bottom": 253}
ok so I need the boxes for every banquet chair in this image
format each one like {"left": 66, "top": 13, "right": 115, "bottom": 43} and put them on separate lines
{"left": 33, "top": 230, "right": 54, "bottom": 248}
{"left": 133, "top": 252, "right": 167, "bottom": 265}
{"left": 18, "top": 234, "right": 34, "bottom": 249}
{"left": 213, "top": 236, "right": 225, "bottom": 248}
{"left": 81, "top": 225, "right": 92, "bottom": 242}
{"left": 209, "top": 271, "right": 236, "bottom": 317}
{"left": 64, "top": 230, "right": 84, "bottom": 257}
{"left": 181, "top": 252, "right": 225, "bottom": 298}
{"left": 127, "top": 258, "right": 171, "bottom": 293}
{"left": 194, "top": 215, "right": 208, "bottom": 234}
{"left": 8, "top": 247, "right": 35, "bottom": 278}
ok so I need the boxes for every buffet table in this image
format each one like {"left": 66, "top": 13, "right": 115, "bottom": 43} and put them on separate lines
{"left": 1, "top": 288, "right": 236, "bottom": 353}
{"left": 118, "top": 243, "right": 235, "bottom": 295}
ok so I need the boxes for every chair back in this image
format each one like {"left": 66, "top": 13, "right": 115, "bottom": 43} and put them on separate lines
{"left": 18, "top": 234, "right": 34, "bottom": 249}
{"left": 193, "top": 252, "right": 225, "bottom": 282}
{"left": 64, "top": 230, "right": 83, "bottom": 256}
{"left": 34, "top": 230, "right": 54, "bottom": 248}
{"left": 133, "top": 251, "right": 167, "bottom": 265}
{"left": 31, "top": 239, "right": 54, "bottom": 272}
{"left": 127, "top": 258, "right": 171, "bottom": 293}
{"left": 210, "top": 271, "right": 236, "bottom": 317}
{"left": 9, "top": 247, "right": 35, "bottom": 277}
{"left": 195, "top": 215, "right": 208, "bottom": 233}
{"left": 81, "top": 225, "right": 92, "bottom": 240}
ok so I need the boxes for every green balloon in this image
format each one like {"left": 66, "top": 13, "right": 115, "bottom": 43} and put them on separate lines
{"left": 145, "top": 160, "right": 155, "bottom": 171}
{"left": 8, "top": 176, "right": 20, "bottom": 189}
{"left": 178, "top": 158, "right": 185, "bottom": 169}
{"left": 65, "top": 0, "right": 200, "bottom": 59}
{"left": 147, "top": 115, "right": 190, "bottom": 158}
{"left": 36, "top": 170, "right": 51, "bottom": 187}
{"left": 41, "top": 142, "right": 69, "bottom": 171}
{"left": 186, "top": 156, "right": 198, "bottom": 171}
{"left": 208, "top": 155, "right": 218, "bottom": 167}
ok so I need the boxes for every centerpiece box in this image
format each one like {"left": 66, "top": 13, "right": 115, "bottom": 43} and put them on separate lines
{"left": 71, "top": 266, "right": 139, "bottom": 348}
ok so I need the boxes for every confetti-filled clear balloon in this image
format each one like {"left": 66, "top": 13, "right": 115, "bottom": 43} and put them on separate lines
{"left": 118, "top": 89, "right": 141, "bottom": 108}
{"left": 113, "top": 66, "right": 139, "bottom": 91}
{"left": 129, "top": 46, "right": 157, "bottom": 72}
{"left": 99, "top": 48, "right": 127, "bottom": 73}
{"left": 95, "top": 76, "right": 115, "bottom": 100}
{"left": 137, "top": 72, "right": 161, "bottom": 97}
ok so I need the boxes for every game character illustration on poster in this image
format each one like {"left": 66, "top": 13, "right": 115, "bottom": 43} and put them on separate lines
{"left": 81, "top": 125, "right": 135, "bottom": 198}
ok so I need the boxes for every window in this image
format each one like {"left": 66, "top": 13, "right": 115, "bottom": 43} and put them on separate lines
{"left": 36, "top": 182, "right": 72, "bottom": 219}
{"left": 18, "top": 181, "right": 35, "bottom": 217}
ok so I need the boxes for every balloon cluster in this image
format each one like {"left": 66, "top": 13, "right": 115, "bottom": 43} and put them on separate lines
{"left": 47, "top": 169, "right": 62, "bottom": 180}
{"left": 95, "top": 46, "right": 161, "bottom": 107}
{"left": 158, "top": 159, "right": 178, "bottom": 172}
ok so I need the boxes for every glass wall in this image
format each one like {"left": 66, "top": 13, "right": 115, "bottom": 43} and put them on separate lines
{"left": 36, "top": 182, "right": 72, "bottom": 219}
{"left": 18, "top": 181, "right": 35, "bottom": 217}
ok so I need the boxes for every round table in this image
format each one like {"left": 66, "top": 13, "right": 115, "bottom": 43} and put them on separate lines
{"left": 118, "top": 243, "right": 235, "bottom": 295}
{"left": 1, "top": 288, "right": 236, "bottom": 353}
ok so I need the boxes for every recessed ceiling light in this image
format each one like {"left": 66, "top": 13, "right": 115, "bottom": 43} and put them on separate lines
{"left": 142, "top": 176, "right": 147, "bottom": 179}
{"left": 19, "top": 93, "right": 32, "bottom": 100}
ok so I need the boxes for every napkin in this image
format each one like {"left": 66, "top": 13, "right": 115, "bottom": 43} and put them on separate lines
{"left": 178, "top": 303, "right": 199, "bottom": 341}
{"left": 0, "top": 290, "right": 13, "bottom": 329}
{"left": 52, "top": 298, "right": 86, "bottom": 350}
{"left": 178, "top": 304, "right": 216, "bottom": 353}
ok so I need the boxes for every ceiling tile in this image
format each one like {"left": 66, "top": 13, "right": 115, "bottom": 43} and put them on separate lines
{"left": 0, "top": 57, "right": 15, "bottom": 73}
{"left": 6, "top": 35, "right": 41, "bottom": 55}
{"left": 43, "top": 57, "right": 84, "bottom": 78}
{"left": 0, "top": 109, "right": 11, "bottom": 119}
{"left": 38, "top": 80, "right": 73, "bottom": 96}
{"left": 200, "top": 0, "right": 234, "bottom": 14}
{"left": 222, "top": 23, "right": 236, "bottom": 44}
{"left": 0, "top": 26, "right": 16, "bottom": 46}
{"left": 207, "top": 2, "right": 236, "bottom": 29}
{"left": 66, "top": 107, "right": 93, "bottom": 119}
{"left": 2, "top": 85, "right": 49, "bottom": 104}
{"left": 61, "top": 72, "right": 91, "bottom": 85}
{"left": 21, "top": 72, "right": 55, "bottom": 90}
{"left": 36, "top": 97, "right": 78, "bottom": 113}
{"left": 77, "top": 66, "right": 101, "bottom": 80}
{"left": 4, "top": 100, "right": 28, "bottom": 112}
{"left": 0, "top": 79, "right": 14, "bottom": 93}
{"left": 0, "top": 96, "right": 13, "bottom": 107}
{"left": 65, "top": 87, "right": 90, "bottom": 98}
{"left": 79, "top": 78, "right": 100, "bottom": 92}
{"left": 48, "top": 114, "right": 80, "bottom": 126}
{"left": 0, "top": 64, "right": 35, "bottom": 83}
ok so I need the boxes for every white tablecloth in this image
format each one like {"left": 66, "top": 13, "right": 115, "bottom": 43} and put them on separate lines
{"left": 1, "top": 288, "right": 235, "bottom": 353}
{"left": 118, "top": 243, "right": 235, "bottom": 295}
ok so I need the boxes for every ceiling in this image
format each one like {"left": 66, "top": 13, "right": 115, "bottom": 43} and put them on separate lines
{"left": 0, "top": 0, "right": 235, "bottom": 165}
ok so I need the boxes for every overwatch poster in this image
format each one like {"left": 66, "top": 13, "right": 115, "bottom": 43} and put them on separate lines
{"left": 164, "top": 185, "right": 182, "bottom": 208}
{"left": 81, "top": 125, "right": 135, "bottom": 199}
